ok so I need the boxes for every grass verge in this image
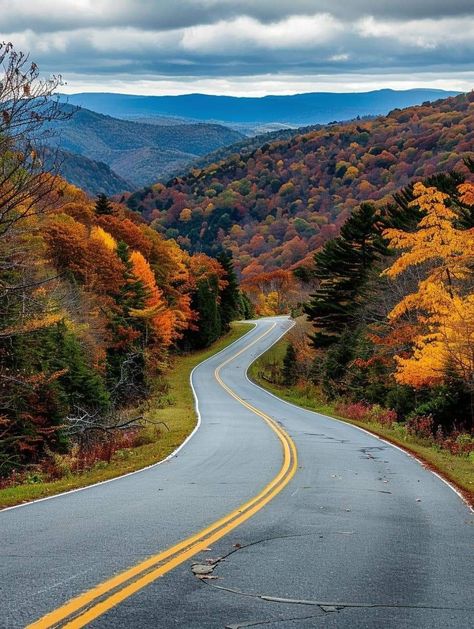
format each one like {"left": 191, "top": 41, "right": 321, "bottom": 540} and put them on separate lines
{"left": 248, "top": 335, "right": 474, "bottom": 508}
{"left": 0, "top": 322, "right": 253, "bottom": 509}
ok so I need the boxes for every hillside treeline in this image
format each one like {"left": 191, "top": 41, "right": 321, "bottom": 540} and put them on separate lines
{"left": 127, "top": 92, "right": 474, "bottom": 277}
{"left": 0, "top": 45, "right": 247, "bottom": 480}
{"left": 284, "top": 169, "right": 474, "bottom": 448}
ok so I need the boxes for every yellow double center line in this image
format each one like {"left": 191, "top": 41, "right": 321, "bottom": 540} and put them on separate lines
{"left": 28, "top": 323, "right": 298, "bottom": 628}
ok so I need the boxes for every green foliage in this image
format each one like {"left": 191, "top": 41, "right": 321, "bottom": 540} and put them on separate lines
{"left": 282, "top": 344, "right": 298, "bottom": 386}
{"left": 304, "top": 203, "right": 386, "bottom": 347}
{"left": 315, "top": 329, "right": 357, "bottom": 399}
{"left": 53, "top": 323, "right": 110, "bottom": 413}
{"left": 95, "top": 193, "right": 113, "bottom": 215}
{"left": 188, "top": 276, "right": 222, "bottom": 349}
{"left": 410, "top": 380, "right": 472, "bottom": 433}
{"left": 239, "top": 291, "right": 255, "bottom": 319}
{"left": 217, "top": 251, "right": 241, "bottom": 330}
{"left": 0, "top": 322, "right": 110, "bottom": 476}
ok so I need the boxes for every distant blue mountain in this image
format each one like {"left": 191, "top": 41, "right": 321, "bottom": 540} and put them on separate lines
{"left": 61, "top": 89, "right": 460, "bottom": 126}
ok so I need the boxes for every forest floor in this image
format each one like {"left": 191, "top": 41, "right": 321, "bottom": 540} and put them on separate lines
{"left": 248, "top": 335, "right": 474, "bottom": 508}
{"left": 0, "top": 322, "right": 253, "bottom": 509}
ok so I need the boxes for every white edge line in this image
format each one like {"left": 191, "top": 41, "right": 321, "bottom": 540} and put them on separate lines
{"left": 244, "top": 320, "right": 474, "bottom": 514}
{"left": 1, "top": 322, "right": 259, "bottom": 513}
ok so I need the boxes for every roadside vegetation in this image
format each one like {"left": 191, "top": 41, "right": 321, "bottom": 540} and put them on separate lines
{"left": 0, "top": 44, "right": 254, "bottom": 503}
{"left": 0, "top": 322, "right": 252, "bottom": 509}
{"left": 249, "top": 317, "right": 474, "bottom": 506}
{"left": 247, "top": 170, "right": 474, "bottom": 506}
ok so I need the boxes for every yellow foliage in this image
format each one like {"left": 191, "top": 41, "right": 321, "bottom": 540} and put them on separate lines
{"left": 90, "top": 226, "right": 117, "bottom": 251}
{"left": 2, "top": 313, "right": 63, "bottom": 337}
{"left": 383, "top": 182, "right": 474, "bottom": 285}
{"left": 383, "top": 182, "right": 474, "bottom": 388}
{"left": 179, "top": 208, "right": 192, "bottom": 222}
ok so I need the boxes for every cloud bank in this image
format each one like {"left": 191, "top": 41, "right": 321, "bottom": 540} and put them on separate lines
{"left": 1, "top": 0, "right": 473, "bottom": 94}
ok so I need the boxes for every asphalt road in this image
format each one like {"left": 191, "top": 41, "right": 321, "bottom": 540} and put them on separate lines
{"left": 1, "top": 317, "right": 473, "bottom": 629}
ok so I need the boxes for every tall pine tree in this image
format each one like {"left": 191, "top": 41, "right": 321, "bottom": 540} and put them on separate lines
{"left": 217, "top": 251, "right": 241, "bottom": 330}
{"left": 190, "top": 276, "right": 222, "bottom": 349}
{"left": 282, "top": 343, "right": 298, "bottom": 386}
{"left": 106, "top": 241, "right": 148, "bottom": 398}
{"left": 95, "top": 193, "right": 113, "bottom": 216}
{"left": 305, "top": 203, "right": 386, "bottom": 347}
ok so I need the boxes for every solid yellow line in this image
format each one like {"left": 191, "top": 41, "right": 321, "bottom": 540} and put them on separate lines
{"left": 27, "top": 324, "right": 280, "bottom": 629}
{"left": 63, "top": 452, "right": 297, "bottom": 629}
{"left": 27, "top": 321, "right": 297, "bottom": 629}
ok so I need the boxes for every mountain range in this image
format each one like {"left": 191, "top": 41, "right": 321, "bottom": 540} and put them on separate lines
{"left": 62, "top": 89, "right": 458, "bottom": 128}
{"left": 126, "top": 92, "right": 474, "bottom": 275}
{"left": 51, "top": 88, "right": 460, "bottom": 197}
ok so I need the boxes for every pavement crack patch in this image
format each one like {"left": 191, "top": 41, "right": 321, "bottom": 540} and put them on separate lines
{"left": 225, "top": 611, "right": 328, "bottom": 628}
{"left": 191, "top": 533, "right": 315, "bottom": 578}
{"left": 192, "top": 563, "right": 216, "bottom": 577}
{"left": 203, "top": 581, "right": 474, "bottom": 615}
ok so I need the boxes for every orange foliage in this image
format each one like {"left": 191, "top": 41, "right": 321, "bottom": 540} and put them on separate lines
{"left": 130, "top": 250, "right": 177, "bottom": 347}
{"left": 96, "top": 215, "right": 153, "bottom": 257}
{"left": 458, "top": 182, "right": 474, "bottom": 207}
{"left": 189, "top": 253, "right": 227, "bottom": 292}
{"left": 242, "top": 270, "right": 297, "bottom": 315}
{"left": 45, "top": 215, "right": 126, "bottom": 295}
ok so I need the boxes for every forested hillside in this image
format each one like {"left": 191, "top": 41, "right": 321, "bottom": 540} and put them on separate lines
{"left": 46, "top": 148, "right": 133, "bottom": 196}
{"left": 252, "top": 171, "right": 474, "bottom": 465}
{"left": 51, "top": 105, "right": 243, "bottom": 189}
{"left": 0, "top": 45, "right": 248, "bottom": 482}
{"left": 1, "top": 176, "right": 250, "bottom": 479}
{"left": 128, "top": 92, "right": 474, "bottom": 276}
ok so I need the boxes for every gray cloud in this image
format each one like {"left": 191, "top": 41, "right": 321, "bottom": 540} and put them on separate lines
{"left": 2, "top": 1, "right": 474, "bottom": 32}
{"left": 0, "top": 1, "right": 473, "bottom": 94}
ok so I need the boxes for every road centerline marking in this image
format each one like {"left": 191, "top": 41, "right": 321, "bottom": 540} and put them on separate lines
{"left": 27, "top": 320, "right": 297, "bottom": 629}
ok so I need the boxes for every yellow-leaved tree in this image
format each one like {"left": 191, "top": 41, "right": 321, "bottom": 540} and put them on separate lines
{"left": 383, "top": 182, "right": 474, "bottom": 390}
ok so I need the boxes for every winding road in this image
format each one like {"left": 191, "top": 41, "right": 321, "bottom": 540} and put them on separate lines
{"left": 1, "top": 317, "right": 473, "bottom": 629}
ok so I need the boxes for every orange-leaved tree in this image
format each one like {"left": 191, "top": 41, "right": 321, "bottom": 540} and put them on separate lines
{"left": 129, "top": 250, "right": 176, "bottom": 349}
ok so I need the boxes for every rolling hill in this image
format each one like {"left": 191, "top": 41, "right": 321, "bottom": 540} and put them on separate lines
{"left": 63, "top": 89, "right": 459, "bottom": 128}
{"left": 126, "top": 92, "right": 474, "bottom": 275}
{"left": 49, "top": 106, "right": 243, "bottom": 190}
{"left": 46, "top": 148, "right": 133, "bottom": 196}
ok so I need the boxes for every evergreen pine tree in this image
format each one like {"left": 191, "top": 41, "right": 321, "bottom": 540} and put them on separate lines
{"left": 95, "top": 193, "right": 113, "bottom": 215}
{"left": 53, "top": 323, "right": 110, "bottom": 413}
{"left": 239, "top": 291, "right": 255, "bottom": 320}
{"left": 383, "top": 170, "right": 472, "bottom": 230}
{"left": 304, "top": 203, "right": 386, "bottom": 347}
{"left": 217, "top": 251, "right": 241, "bottom": 330}
{"left": 282, "top": 343, "right": 298, "bottom": 386}
{"left": 190, "top": 276, "right": 221, "bottom": 349}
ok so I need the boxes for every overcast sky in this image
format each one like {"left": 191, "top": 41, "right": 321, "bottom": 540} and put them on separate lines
{"left": 1, "top": 0, "right": 474, "bottom": 95}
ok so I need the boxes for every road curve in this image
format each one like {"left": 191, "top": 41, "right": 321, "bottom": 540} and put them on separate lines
{"left": 1, "top": 316, "right": 473, "bottom": 629}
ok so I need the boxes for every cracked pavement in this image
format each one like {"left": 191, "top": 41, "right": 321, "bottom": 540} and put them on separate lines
{"left": 1, "top": 317, "right": 473, "bottom": 628}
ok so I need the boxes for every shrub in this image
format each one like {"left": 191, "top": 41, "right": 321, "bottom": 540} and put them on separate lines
{"left": 366, "top": 404, "right": 398, "bottom": 426}
{"left": 405, "top": 415, "right": 434, "bottom": 440}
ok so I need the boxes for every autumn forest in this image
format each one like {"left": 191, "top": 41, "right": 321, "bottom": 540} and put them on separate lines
{"left": 1, "top": 42, "right": 473, "bottom": 494}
